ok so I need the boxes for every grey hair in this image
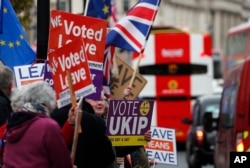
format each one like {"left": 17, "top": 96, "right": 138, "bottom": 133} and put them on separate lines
{"left": 0, "top": 65, "right": 14, "bottom": 89}
{"left": 11, "top": 81, "right": 56, "bottom": 113}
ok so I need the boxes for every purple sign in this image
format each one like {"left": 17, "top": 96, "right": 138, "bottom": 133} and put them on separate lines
{"left": 106, "top": 99, "right": 154, "bottom": 136}
{"left": 85, "top": 68, "right": 103, "bottom": 100}
{"left": 44, "top": 61, "right": 54, "bottom": 89}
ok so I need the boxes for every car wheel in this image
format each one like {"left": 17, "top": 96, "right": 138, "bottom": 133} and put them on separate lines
{"left": 188, "top": 162, "right": 193, "bottom": 168}
{"left": 189, "top": 154, "right": 202, "bottom": 168}
{"left": 192, "top": 162, "right": 202, "bottom": 168}
{"left": 188, "top": 162, "right": 202, "bottom": 168}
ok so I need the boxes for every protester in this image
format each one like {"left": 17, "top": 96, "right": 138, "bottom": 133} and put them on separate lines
{"left": 51, "top": 86, "right": 152, "bottom": 168}
{"left": 2, "top": 81, "right": 73, "bottom": 168}
{"left": 0, "top": 65, "right": 14, "bottom": 136}
{"left": 84, "top": 90, "right": 152, "bottom": 168}
{"left": 122, "top": 86, "right": 155, "bottom": 168}
{"left": 114, "top": 131, "right": 152, "bottom": 168}
{"left": 81, "top": 88, "right": 153, "bottom": 168}
{"left": 87, "top": 88, "right": 152, "bottom": 168}
{"left": 60, "top": 96, "right": 116, "bottom": 168}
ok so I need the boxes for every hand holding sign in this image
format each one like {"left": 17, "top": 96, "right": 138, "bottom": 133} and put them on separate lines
{"left": 123, "top": 86, "right": 132, "bottom": 100}
{"left": 144, "top": 130, "right": 152, "bottom": 142}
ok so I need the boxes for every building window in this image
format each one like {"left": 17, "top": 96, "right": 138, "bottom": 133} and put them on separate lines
{"left": 123, "top": 0, "right": 129, "bottom": 12}
{"left": 57, "top": 0, "right": 71, "bottom": 12}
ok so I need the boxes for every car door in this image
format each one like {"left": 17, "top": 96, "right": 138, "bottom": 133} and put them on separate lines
{"left": 214, "top": 84, "right": 239, "bottom": 168}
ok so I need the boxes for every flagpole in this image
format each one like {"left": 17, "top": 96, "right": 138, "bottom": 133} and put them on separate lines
{"left": 66, "top": 70, "right": 82, "bottom": 163}
{"left": 84, "top": 0, "right": 90, "bottom": 16}
{"left": 70, "top": 0, "right": 89, "bottom": 163}
{"left": 129, "top": 52, "right": 143, "bottom": 88}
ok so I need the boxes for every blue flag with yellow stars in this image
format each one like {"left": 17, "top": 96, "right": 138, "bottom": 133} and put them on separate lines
{"left": 87, "top": 0, "right": 111, "bottom": 21}
{"left": 0, "top": 0, "right": 3, "bottom": 33}
{"left": 0, "top": 0, "right": 36, "bottom": 70}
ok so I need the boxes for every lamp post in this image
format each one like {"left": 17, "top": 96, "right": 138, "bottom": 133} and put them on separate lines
{"left": 36, "top": 0, "right": 50, "bottom": 60}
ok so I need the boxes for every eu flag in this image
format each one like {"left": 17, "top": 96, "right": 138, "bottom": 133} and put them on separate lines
{"left": 0, "top": 0, "right": 3, "bottom": 33}
{"left": 0, "top": 0, "right": 36, "bottom": 70}
{"left": 86, "top": 0, "right": 111, "bottom": 21}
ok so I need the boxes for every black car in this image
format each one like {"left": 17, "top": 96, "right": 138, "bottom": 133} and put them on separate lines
{"left": 182, "top": 94, "right": 221, "bottom": 168}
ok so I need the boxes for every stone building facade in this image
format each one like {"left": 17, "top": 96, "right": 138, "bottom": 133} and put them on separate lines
{"left": 26, "top": 0, "right": 250, "bottom": 53}
{"left": 116, "top": 0, "right": 250, "bottom": 52}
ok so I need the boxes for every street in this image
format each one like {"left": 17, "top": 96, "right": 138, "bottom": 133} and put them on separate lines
{"left": 149, "top": 148, "right": 214, "bottom": 168}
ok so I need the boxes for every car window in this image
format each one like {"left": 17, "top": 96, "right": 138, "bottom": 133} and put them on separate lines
{"left": 204, "top": 104, "right": 220, "bottom": 118}
{"left": 220, "top": 84, "right": 238, "bottom": 128}
{"left": 192, "top": 103, "right": 200, "bottom": 126}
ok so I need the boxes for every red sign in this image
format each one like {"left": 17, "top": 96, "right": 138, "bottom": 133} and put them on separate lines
{"left": 48, "top": 10, "right": 107, "bottom": 63}
{"left": 155, "top": 33, "right": 190, "bottom": 63}
{"left": 48, "top": 38, "right": 93, "bottom": 108}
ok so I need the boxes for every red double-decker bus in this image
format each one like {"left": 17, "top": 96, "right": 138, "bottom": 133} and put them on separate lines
{"left": 133, "top": 26, "right": 214, "bottom": 143}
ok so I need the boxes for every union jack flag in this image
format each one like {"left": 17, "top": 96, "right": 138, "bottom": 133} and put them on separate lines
{"left": 109, "top": 0, "right": 118, "bottom": 27}
{"left": 106, "top": 0, "right": 161, "bottom": 53}
{"left": 102, "top": 45, "right": 115, "bottom": 97}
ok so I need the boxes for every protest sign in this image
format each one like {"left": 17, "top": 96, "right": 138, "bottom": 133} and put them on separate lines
{"left": 48, "top": 38, "right": 93, "bottom": 108}
{"left": 110, "top": 56, "right": 147, "bottom": 100}
{"left": 48, "top": 10, "right": 107, "bottom": 100}
{"left": 14, "top": 63, "right": 45, "bottom": 88}
{"left": 145, "top": 126, "right": 177, "bottom": 165}
{"left": 106, "top": 99, "right": 154, "bottom": 146}
{"left": 43, "top": 61, "right": 54, "bottom": 89}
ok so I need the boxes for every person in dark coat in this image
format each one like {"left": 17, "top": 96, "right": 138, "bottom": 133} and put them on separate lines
{"left": 50, "top": 104, "right": 71, "bottom": 127}
{"left": 0, "top": 65, "right": 14, "bottom": 136}
{"left": 118, "top": 86, "right": 153, "bottom": 168}
{"left": 56, "top": 98, "right": 116, "bottom": 168}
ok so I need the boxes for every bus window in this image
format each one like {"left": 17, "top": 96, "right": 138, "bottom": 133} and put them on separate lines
{"left": 139, "top": 63, "right": 207, "bottom": 75}
{"left": 225, "top": 32, "right": 248, "bottom": 56}
{"left": 213, "top": 51, "right": 222, "bottom": 79}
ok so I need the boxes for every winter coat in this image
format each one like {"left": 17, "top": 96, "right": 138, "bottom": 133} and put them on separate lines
{"left": 0, "top": 90, "right": 12, "bottom": 127}
{"left": 61, "top": 99, "right": 115, "bottom": 168}
{"left": 3, "top": 110, "right": 72, "bottom": 168}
